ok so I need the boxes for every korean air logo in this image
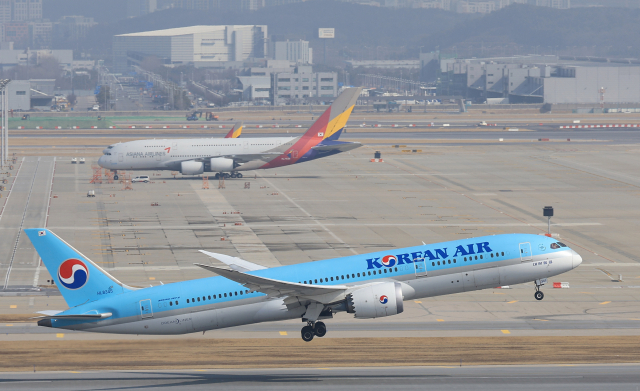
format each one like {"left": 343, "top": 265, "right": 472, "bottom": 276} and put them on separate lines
{"left": 58, "top": 259, "right": 89, "bottom": 290}
{"left": 379, "top": 295, "right": 389, "bottom": 304}
{"left": 381, "top": 255, "right": 397, "bottom": 268}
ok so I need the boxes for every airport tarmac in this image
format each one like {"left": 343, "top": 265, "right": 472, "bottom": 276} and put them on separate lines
{"left": 1, "top": 120, "right": 640, "bottom": 379}
{"left": 1, "top": 364, "right": 640, "bottom": 390}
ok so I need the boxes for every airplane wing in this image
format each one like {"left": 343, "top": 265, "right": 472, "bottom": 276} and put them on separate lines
{"left": 199, "top": 250, "right": 267, "bottom": 272}
{"left": 187, "top": 152, "right": 281, "bottom": 164}
{"left": 194, "top": 263, "right": 347, "bottom": 298}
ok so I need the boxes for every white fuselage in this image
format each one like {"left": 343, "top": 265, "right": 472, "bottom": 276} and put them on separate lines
{"left": 98, "top": 136, "right": 298, "bottom": 172}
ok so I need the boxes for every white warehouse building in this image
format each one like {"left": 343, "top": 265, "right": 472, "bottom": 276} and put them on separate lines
{"left": 113, "top": 25, "right": 268, "bottom": 72}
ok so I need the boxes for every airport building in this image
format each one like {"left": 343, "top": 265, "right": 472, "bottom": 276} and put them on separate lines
{"left": 113, "top": 25, "right": 268, "bottom": 72}
{"left": 272, "top": 39, "right": 312, "bottom": 64}
{"left": 421, "top": 53, "right": 640, "bottom": 104}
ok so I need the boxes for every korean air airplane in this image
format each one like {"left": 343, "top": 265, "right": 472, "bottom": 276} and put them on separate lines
{"left": 25, "top": 229, "right": 581, "bottom": 342}
{"left": 98, "top": 88, "right": 362, "bottom": 180}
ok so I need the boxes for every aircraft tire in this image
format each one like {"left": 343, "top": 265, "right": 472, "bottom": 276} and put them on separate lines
{"left": 534, "top": 291, "right": 544, "bottom": 301}
{"left": 237, "top": 173, "right": 243, "bottom": 178}
{"left": 230, "top": 172, "right": 238, "bottom": 178}
{"left": 314, "top": 321, "right": 327, "bottom": 337}
{"left": 214, "top": 173, "right": 220, "bottom": 179}
{"left": 114, "top": 174, "right": 119, "bottom": 180}
{"left": 301, "top": 326, "right": 315, "bottom": 342}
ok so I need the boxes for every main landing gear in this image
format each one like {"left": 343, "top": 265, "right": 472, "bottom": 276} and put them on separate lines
{"left": 113, "top": 171, "right": 119, "bottom": 180}
{"left": 301, "top": 321, "right": 327, "bottom": 342}
{"left": 214, "top": 172, "right": 243, "bottom": 179}
{"left": 534, "top": 278, "right": 546, "bottom": 301}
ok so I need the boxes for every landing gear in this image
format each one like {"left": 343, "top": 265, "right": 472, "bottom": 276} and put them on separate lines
{"left": 534, "top": 278, "right": 546, "bottom": 300}
{"left": 301, "top": 325, "right": 315, "bottom": 342}
{"left": 301, "top": 321, "right": 328, "bottom": 342}
{"left": 313, "top": 321, "right": 327, "bottom": 337}
{"left": 236, "top": 172, "right": 243, "bottom": 178}
{"left": 230, "top": 172, "right": 238, "bottom": 178}
{"left": 214, "top": 172, "right": 242, "bottom": 179}
{"left": 113, "top": 174, "right": 119, "bottom": 180}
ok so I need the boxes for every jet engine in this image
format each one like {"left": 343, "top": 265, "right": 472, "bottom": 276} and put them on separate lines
{"left": 180, "top": 161, "right": 204, "bottom": 175}
{"left": 346, "top": 282, "right": 404, "bottom": 319}
{"left": 209, "top": 157, "right": 235, "bottom": 172}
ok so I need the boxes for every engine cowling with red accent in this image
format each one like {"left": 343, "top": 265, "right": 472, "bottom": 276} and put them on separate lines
{"left": 180, "top": 161, "right": 204, "bottom": 175}
{"left": 346, "top": 282, "right": 404, "bottom": 319}
{"left": 209, "top": 157, "right": 235, "bottom": 172}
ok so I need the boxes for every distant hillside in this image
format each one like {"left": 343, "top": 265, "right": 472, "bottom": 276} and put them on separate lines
{"left": 61, "top": 1, "right": 640, "bottom": 62}
{"left": 44, "top": 0, "right": 128, "bottom": 23}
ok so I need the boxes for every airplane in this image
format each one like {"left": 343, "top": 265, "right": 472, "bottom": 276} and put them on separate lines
{"left": 98, "top": 88, "right": 363, "bottom": 180}
{"left": 223, "top": 121, "right": 243, "bottom": 139}
{"left": 25, "top": 228, "right": 582, "bottom": 342}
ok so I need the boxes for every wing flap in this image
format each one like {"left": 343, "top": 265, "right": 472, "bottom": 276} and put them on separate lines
{"left": 311, "top": 142, "right": 362, "bottom": 153}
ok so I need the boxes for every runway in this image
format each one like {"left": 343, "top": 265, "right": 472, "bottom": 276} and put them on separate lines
{"left": 1, "top": 364, "right": 640, "bottom": 390}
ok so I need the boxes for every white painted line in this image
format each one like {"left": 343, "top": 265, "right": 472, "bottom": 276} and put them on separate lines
{"left": 0, "top": 157, "right": 24, "bottom": 221}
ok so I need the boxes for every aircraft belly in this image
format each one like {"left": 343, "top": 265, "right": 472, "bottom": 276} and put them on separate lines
{"left": 413, "top": 273, "right": 464, "bottom": 298}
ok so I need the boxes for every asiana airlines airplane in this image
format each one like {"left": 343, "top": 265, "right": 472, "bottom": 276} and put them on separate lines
{"left": 98, "top": 88, "right": 363, "bottom": 180}
{"left": 26, "top": 228, "right": 581, "bottom": 342}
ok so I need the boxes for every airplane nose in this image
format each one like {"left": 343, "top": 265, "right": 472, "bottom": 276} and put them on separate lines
{"left": 572, "top": 250, "right": 582, "bottom": 268}
{"left": 98, "top": 156, "right": 105, "bottom": 167}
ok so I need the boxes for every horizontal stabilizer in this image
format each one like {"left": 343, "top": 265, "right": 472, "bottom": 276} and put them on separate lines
{"left": 34, "top": 312, "right": 112, "bottom": 320}
{"left": 199, "top": 250, "right": 267, "bottom": 272}
{"left": 312, "top": 141, "right": 362, "bottom": 153}
{"left": 194, "top": 263, "right": 347, "bottom": 298}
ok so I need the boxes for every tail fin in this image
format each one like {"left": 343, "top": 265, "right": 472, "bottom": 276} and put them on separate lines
{"left": 301, "top": 87, "right": 362, "bottom": 141}
{"left": 224, "top": 121, "right": 243, "bottom": 138}
{"left": 25, "top": 229, "right": 133, "bottom": 308}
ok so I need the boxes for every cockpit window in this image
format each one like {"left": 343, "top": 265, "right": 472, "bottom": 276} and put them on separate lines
{"left": 550, "top": 243, "right": 560, "bottom": 249}
{"left": 107, "top": 146, "right": 114, "bottom": 149}
{"left": 556, "top": 242, "right": 567, "bottom": 247}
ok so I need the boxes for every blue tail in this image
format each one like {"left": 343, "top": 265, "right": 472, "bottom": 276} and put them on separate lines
{"left": 25, "top": 229, "right": 133, "bottom": 307}
{"left": 325, "top": 128, "right": 343, "bottom": 141}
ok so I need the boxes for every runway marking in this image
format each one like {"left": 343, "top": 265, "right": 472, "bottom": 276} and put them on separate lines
{"left": 533, "top": 319, "right": 549, "bottom": 322}
{"left": 279, "top": 331, "right": 288, "bottom": 336}
{"left": 56, "top": 333, "right": 64, "bottom": 338}
{"left": 258, "top": 175, "right": 358, "bottom": 256}
{"left": 69, "top": 371, "right": 80, "bottom": 373}
{"left": 149, "top": 277, "right": 156, "bottom": 280}
{"left": 600, "top": 301, "right": 611, "bottom": 305}
{"left": 501, "top": 330, "right": 511, "bottom": 334}
{"left": 9, "top": 305, "right": 16, "bottom": 308}
{"left": 5, "top": 324, "right": 12, "bottom": 326}
{"left": 507, "top": 300, "right": 518, "bottom": 304}
{"left": 436, "top": 319, "right": 444, "bottom": 322}
{"left": 414, "top": 300, "right": 422, "bottom": 303}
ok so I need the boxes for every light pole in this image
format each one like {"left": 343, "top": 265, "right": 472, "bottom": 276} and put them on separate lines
{"left": 0, "top": 79, "right": 11, "bottom": 170}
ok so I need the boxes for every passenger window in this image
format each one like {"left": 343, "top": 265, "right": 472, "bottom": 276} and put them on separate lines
{"left": 235, "top": 292, "right": 238, "bottom": 296}
{"left": 475, "top": 256, "right": 478, "bottom": 260}
{"left": 501, "top": 252, "right": 504, "bottom": 256}
{"left": 432, "top": 262, "right": 435, "bottom": 266}
{"left": 315, "top": 279, "right": 318, "bottom": 283}
{"left": 447, "top": 260, "right": 450, "bottom": 264}
{"left": 325, "top": 278, "right": 329, "bottom": 282}
{"left": 208, "top": 295, "right": 211, "bottom": 300}
{"left": 453, "top": 259, "right": 456, "bottom": 263}
{"left": 170, "top": 302, "right": 173, "bottom": 306}
{"left": 330, "top": 277, "right": 334, "bottom": 281}
{"left": 341, "top": 275, "right": 344, "bottom": 279}
{"left": 357, "top": 273, "right": 360, "bottom": 277}
{"left": 384, "top": 269, "right": 387, "bottom": 273}
{"left": 224, "top": 293, "right": 227, "bottom": 297}
{"left": 352, "top": 274, "right": 355, "bottom": 278}
{"left": 491, "top": 253, "right": 494, "bottom": 258}
{"left": 187, "top": 299, "right": 190, "bottom": 303}
{"left": 464, "top": 257, "right": 467, "bottom": 261}
{"left": 368, "top": 271, "right": 372, "bottom": 276}
{"left": 480, "top": 255, "right": 483, "bottom": 259}
{"left": 437, "top": 261, "right": 440, "bottom": 265}
{"left": 304, "top": 281, "right": 307, "bottom": 284}
{"left": 175, "top": 301, "right": 178, "bottom": 305}
{"left": 240, "top": 291, "right": 243, "bottom": 295}
{"left": 197, "top": 297, "right": 200, "bottom": 302}
{"left": 213, "top": 295, "right": 216, "bottom": 299}
{"left": 202, "top": 296, "right": 205, "bottom": 301}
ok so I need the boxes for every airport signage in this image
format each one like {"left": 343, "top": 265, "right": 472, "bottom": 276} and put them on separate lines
{"left": 319, "top": 28, "right": 335, "bottom": 39}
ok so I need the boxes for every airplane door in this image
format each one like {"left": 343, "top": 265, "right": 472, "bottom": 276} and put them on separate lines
{"left": 118, "top": 153, "right": 123, "bottom": 162}
{"left": 139, "top": 299, "right": 153, "bottom": 319}
{"left": 243, "top": 140, "right": 248, "bottom": 150}
{"left": 414, "top": 258, "right": 428, "bottom": 278}
{"left": 519, "top": 242, "right": 532, "bottom": 262}
{"left": 172, "top": 142, "right": 178, "bottom": 152}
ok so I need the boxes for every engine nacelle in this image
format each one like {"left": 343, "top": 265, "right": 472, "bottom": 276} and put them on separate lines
{"left": 346, "top": 282, "right": 404, "bottom": 319}
{"left": 209, "top": 157, "right": 234, "bottom": 172}
{"left": 180, "top": 161, "right": 204, "bottom": 175}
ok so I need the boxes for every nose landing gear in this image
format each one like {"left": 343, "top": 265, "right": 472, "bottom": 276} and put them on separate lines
{"left": 534, "top": 278, "right": 547, "bottom": 300}
{"left": 300, "top": 321, "right": 327, "bottom": 342}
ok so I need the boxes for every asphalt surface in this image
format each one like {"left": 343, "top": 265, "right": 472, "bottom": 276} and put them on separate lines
{"left": 1, "top": 364, "right": 640, "bottom": 390}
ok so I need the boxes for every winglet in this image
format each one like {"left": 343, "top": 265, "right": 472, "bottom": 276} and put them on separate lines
{"left": 224, "top": 121, "right": 243, "bottom": 138}
{"left": 199, "top": 250, "right": 267, "bottom": 272}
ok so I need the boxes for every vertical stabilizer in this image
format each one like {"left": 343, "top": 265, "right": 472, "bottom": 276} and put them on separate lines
{"left": 25, "top": 229, "right": 133, "bottom": 307}
{"left": 225, "top": 121, "right": 243, "bottom": 138}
